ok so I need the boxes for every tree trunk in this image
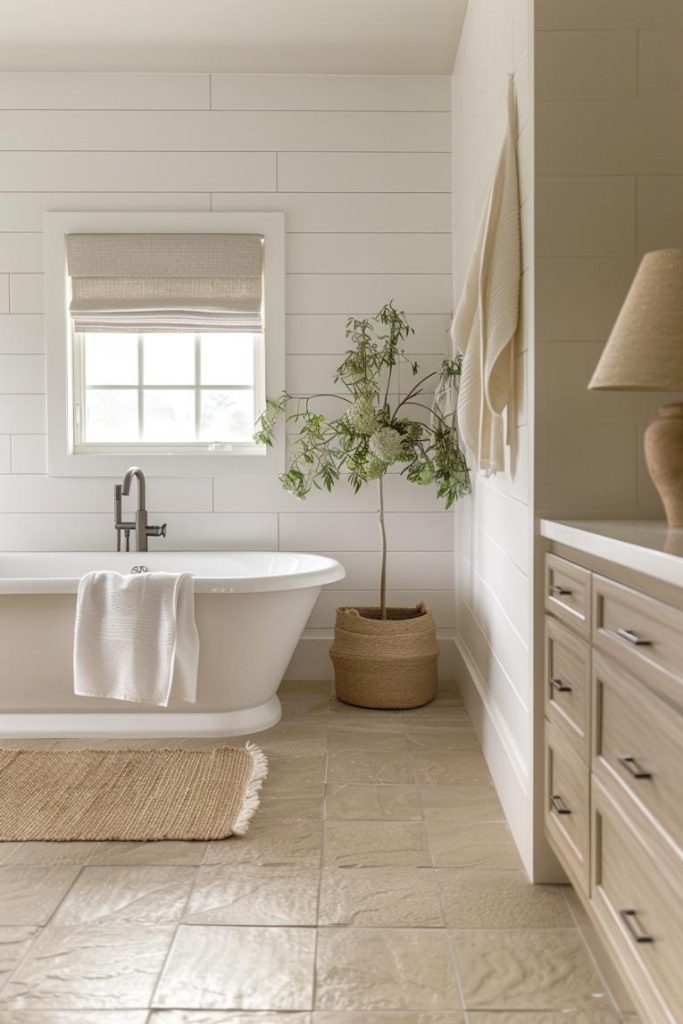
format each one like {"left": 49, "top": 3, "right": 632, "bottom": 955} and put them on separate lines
{"left": 378, "top": 475, "right": 387, "bottom": 619}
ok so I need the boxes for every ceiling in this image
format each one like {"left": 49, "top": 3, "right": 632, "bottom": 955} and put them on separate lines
{"left": 0, "top": 0, "right": 468, "bottom": 74}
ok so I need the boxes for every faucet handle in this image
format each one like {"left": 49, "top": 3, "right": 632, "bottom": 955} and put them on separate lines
{"left": 148, "top": 523, "right": 167, "bottom": 539}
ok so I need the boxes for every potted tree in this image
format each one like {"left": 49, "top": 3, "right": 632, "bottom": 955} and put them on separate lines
{"left": 255, "top": 302, "right": 471, "bottom": 708}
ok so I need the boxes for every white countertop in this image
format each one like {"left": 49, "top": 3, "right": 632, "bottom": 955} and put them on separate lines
{"left": 540, "top": 519, "right": 683, "bottom": 589}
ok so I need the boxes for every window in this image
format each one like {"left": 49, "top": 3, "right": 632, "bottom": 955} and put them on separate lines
{"left": 74, "top": 330, "right": 263, "bottom": 451}
{"left": 45, "top": 212, "right": 285, "bottom": 477}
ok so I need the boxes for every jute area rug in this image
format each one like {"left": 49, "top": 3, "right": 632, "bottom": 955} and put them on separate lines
{"left": 0, "top": 743, "right": 267, "bottom": 842}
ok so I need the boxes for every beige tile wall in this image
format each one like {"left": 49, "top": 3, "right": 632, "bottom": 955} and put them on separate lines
{"left": 535, "top": 12, "right": 683, "bottom": 517}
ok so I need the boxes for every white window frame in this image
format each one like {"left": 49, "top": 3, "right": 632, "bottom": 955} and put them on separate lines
{"left": 45, "top": 211, "right": 285, "bottom": 477}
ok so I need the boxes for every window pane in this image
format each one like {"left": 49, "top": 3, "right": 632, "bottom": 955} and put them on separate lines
{"left": 200, "top": 389, "right": 254, "bottom": 442}
{"left": 143, "top": 334, "right": 195, "bottom": 385}
{"left": 85, "top": 389, "right": 138, "bottom": 442}
{"left": 85, "top": 334, "right": 138, "bottom": 386}
{"left": 201, "top": 334, "right": 254, "bottom": 386}
{"left": 143, "top": 390, "right": 195, "bottom": 442}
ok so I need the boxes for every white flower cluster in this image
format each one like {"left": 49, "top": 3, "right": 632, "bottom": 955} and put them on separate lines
{"left": 369, "top": 426, "right": 404, "bottom": 465}
{"left": 346, "top": 396, "right": 378, "bottom": 435}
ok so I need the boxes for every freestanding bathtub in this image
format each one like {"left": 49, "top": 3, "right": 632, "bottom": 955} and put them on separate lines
{"left": 0, "top": 551, "right": 345, "bottom": 738}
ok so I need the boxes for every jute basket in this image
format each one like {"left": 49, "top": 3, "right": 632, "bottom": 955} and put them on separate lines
{"left": 330, "top": 603, "right": 439, "bottom": 709}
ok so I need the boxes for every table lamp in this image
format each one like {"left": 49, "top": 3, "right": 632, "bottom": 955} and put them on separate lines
{"left": 589, "top": 248, "right": 683, "bottom": 527}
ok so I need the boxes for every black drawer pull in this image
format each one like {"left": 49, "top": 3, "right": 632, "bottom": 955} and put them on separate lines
{"left": 619, "top": 909, "right": 654, "bottom": 944}
{"left": 550, "top": 584, "right": 573, "bottom": 596}
{"left": 618, "top": 756, "right": 652, "bottom": 780}
{"left": 551, "top": 794, "right": 571, "bottom": 815}
{"left": 551, "top": 677, "right": 572, "bottom": 693}
{"left": 616, "top": 628, "right": 652, "bottom": 647}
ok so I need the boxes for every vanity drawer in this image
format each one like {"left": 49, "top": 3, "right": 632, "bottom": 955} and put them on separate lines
{"left": 592, "top": 777, "right": 683, "bottom": 1024}
{"left": 545, "top": 718, "right": 590, "bottom": 894}
{"left": 593, "top": 574, "right": 683, "bottom": 707}
{"left": 593, "top": 653, "right": 682, "bottom": 851}
{"left": 545, "top": 615, "right": 590, "bottom": 759}
{"left": 545, "top": 554, "right": 591, "bottom": 638}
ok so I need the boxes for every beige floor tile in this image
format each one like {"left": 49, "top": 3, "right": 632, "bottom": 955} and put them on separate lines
{"left": 2, "top": 842, "right": 97, "bottom": 866}
{"left": 267, "top": 754, "right": 327, "bottom": 786}
{"left": 1, "top": 923, "right": 174, "bottom": 1008}
{"left": 313, "top": 1015, "right": 464, "bottom": 1023}
{"left": 327, "top": 749, "right": 414, "bottom": 784}
{"left": 204, "top": 818, "right": 322, "bottom": 868}
{"left": 0, "top": 926, "right": 39, "bottom": 987}
{"left": 466, "top": 1011, "right": 621, "bottom": 1023}
{"left": 0, "top": 844, "right": 23, "bottom": 865}
{"left": 0, "top": 1013, "right": 149, "bottom": 1023}
{"left": 325, "top": 784, "right": 422, "bottom": 820}
{"left": 280, "top": 680, "right": 332, "bottom": 701}
{"left": 149, "top": 1013, "right": 312, "bottom": 1023}
{"left": 315, "top": 928, "right": 461, "bottom": 1011}
{"left": 149, "top": 1014, "right": 312, "bottom": 1023}
{"left": 418, "top": 783, "right": 501, "bottom": 821}
{"left": 405, "top": 723, "right": 480, "bottom": 752}
{"left": 154, "top": 925, "right": 316, "bottom": 1011}
{"left": 411, "top": 750, "right": 491, "bottom": 784}
{"left": 327, "top": 723, "right": 407, "bottom": 750}
{"left": 427, "top": 819, "right": 521, "bottom": 869}
{"left": 323, "top": 821, "right": 430, "bottom": 868}
{"left": 257, "top": 723, "right": 328, "bottom": 758}
{"left": 51, "top": 865, "right": 196, "bottom": 925}
{"left": 437, "top": 869, "right": 572, "bottom": 928}
{"left": 184, "top": 865, "right": 319, "bottom": 925}
{"left": 452, "top": 928, "right": 611, "bottom": 1011}
{"left": 318, "top": 867, "right": 443, "bottom": 927}
{"left": 88, "top": 840, "right": 207, "bottom": 866}
{"left": 259, "top": 783, "right": 324, "bottom": 820}
{"left": 0, "top": 866, "right": 79, "bottom": 926}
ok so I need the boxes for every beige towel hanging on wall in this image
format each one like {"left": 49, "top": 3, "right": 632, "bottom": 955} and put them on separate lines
{"left": 435, "top": 75, "right": 521, "bottom": 475}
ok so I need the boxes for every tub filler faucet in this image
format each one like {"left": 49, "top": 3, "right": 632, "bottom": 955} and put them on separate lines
{"left": 114, "top": 467, "right": 167, "bottom": 552}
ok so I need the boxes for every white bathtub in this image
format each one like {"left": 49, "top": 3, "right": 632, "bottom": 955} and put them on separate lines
{"left": 0, "top": 551, "right": 345, "bottom": 738}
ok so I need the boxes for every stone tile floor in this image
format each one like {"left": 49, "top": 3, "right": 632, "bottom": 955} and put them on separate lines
{"left": 0, "top": 679, "right": 639, "bottom": 1022}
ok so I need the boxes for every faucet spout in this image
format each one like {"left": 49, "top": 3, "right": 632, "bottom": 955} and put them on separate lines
{"left": 122, "top": 466, "right": 146, "bottom": 511}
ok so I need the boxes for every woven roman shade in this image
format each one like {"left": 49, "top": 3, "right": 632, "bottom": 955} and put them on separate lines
{"left": 66, "top": 233, "right": 264, "bottom": 333}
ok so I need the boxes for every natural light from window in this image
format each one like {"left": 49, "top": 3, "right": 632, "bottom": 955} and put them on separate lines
{"left": 75, "top": 332, "right": 262, "bottom": 449}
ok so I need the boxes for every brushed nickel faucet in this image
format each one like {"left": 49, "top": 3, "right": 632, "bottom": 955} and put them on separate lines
{"left": 114, "top": 467, "right": 167, "bottom": 552}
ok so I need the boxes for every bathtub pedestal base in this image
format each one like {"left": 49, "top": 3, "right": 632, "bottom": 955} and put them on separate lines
{"left": 0, "top": 695, "right": 282, "bottom": 739}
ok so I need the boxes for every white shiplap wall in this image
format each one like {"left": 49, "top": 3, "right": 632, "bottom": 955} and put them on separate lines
{"left": 0, "top": 72, "right": 455, "bottom": 675}
{"left": 450, "top": 0, "right": 536, "bottom": 876}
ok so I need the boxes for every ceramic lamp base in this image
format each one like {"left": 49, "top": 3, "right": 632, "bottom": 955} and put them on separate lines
{"left": 644, "top": 402, "right": 683, "bottom": 528}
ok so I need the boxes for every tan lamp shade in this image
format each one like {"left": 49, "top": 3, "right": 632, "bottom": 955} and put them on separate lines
{"left": 589, "top": 248, "right": 683, "bottom": 391}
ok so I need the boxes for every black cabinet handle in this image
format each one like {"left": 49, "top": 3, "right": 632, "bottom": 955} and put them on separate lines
{"left": 550, "top": 584, "right": 572, "bottom": 596}
{"left": 618, "top": 756, "right": 652, "bottom": 780}
{"left": 551, "top": 677, "right": 572, "bottom": 693}
{"left": 551, "top": 794, "right": 571, "bottom": 815}
{"left": 616, "top": 628, "right": 652, "bottom": 647}
{"left": 619, "top": 909, "right": 654, "bottom": 944}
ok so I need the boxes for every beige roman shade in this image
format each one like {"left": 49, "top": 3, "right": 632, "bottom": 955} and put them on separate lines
{"left": 65, "top": 233, "right": 264, "bottom": 333}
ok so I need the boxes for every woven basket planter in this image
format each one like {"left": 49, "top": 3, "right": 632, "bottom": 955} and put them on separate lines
{"left": 330, "top": 603, "right": 438, "bottom": 709}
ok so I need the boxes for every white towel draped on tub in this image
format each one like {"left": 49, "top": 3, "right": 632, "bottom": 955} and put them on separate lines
{"left": 434, "top": 75, "right": 521, "bottom": 475}
{"left": 74, "top": 571, "right": 199, "bottom": 707}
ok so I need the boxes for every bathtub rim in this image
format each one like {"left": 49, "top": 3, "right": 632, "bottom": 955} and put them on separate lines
{"left": 0, "top": 550, "right": 346, "bottom": 595}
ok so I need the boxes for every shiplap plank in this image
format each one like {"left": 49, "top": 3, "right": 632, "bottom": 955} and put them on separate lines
{"left": 9, "top": 275, "right": 42, "bottom": 313}
{"left": 0, "top": 193, "right": 211, "bottom": 232}
{"left": 0, "top": 73, "right": 210, "bottom": 109}
{"left": 286, "top": 273, "right": 451, "bottom": 315}
{"left": 0, "top": 110, "right": 449, "bottom": 153}
{"left": 0, "top": 395, "right": 46, "bottom": 433}
{"left": 211, "top": 74, "right": 450, "bottom": 111}
{"left": 286, "top": 314, "right": 451, "bottom": 354}
{"left": 0, "top": 315, "right": 43, "bottom": 354}
{"left": 286, "top": 233, "right": 450, "bottom": 274}
{"left": 277, "top": 152, "right": 450, "bottom": 192}
{"left": 0, "top": 354, "right": 45, "bottom": 393}
{"left": 0, "top": 475, "right": 213, "bottom": 513}
{"left": 279, "top": 511, "right": 454, "bottom": 551}
{"left": 212, "top": 193, "right": 450, "bottom": 232}
{"left": 0, "top": 233, "right": 42, "bottom": 273}
{"left": 0, "top": 152, "right": 276, "bottom": 192}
